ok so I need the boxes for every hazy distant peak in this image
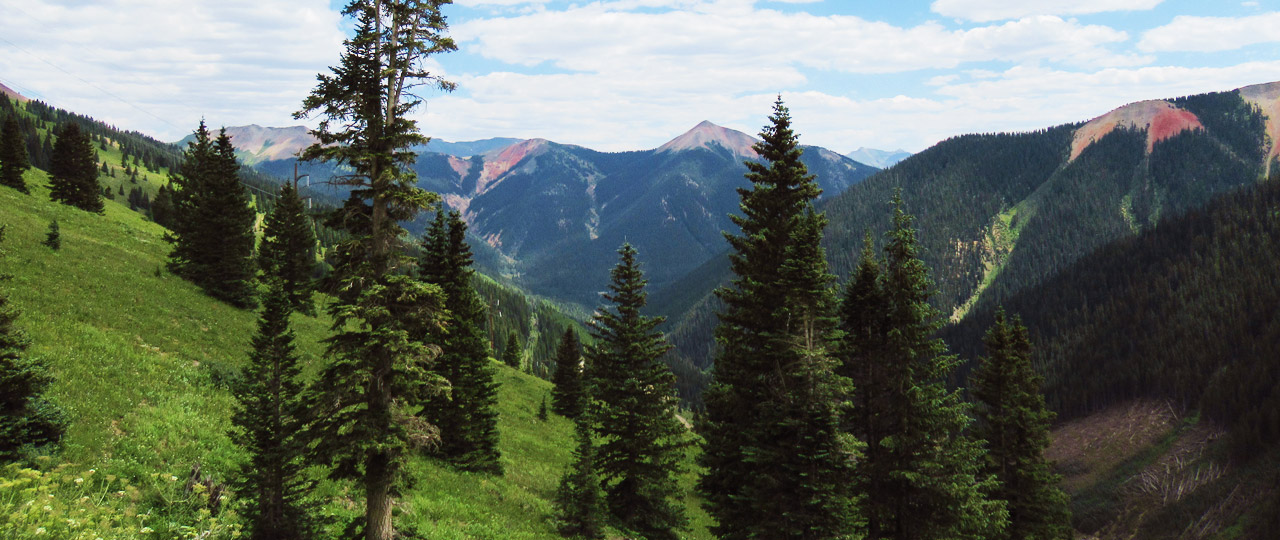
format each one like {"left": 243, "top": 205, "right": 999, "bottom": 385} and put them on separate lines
{"left": 658, "top": 120, "right": 759, "bottom": 158}
{"left": 846, "top": 147, "right": 911, "bottom": 168}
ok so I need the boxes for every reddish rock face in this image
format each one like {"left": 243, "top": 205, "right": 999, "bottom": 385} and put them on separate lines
{"left": 1069, "top": 100, "right": 1203, "bottom": 162}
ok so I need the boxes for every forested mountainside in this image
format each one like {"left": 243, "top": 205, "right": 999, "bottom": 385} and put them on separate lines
{"left": 659, "top": 82, "right": 1278, "bottom": 391}
{"left": 240, "top": 121, "right": 878, "bottom": 307}
{"left": 944, "top": 172, "right": 1280, "bottom": 459}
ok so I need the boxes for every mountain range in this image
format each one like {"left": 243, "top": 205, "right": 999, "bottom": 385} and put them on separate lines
{"left": 221, "top": 119, "right": 879, "bottom": 306}
{"left": 845, "top": 147, "right": 911, "bottom": 168}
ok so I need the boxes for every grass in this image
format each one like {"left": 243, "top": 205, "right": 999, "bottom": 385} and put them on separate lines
{"left": 0, "top": 174, "right": 714, "bottom": 539}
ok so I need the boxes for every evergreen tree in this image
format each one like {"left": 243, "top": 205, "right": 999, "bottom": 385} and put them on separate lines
{"left": 231, "top": 281, "right": 317, "bottom": 540}
{"left": 151, "top": 184, "right": 175, "bottom": 229}
{"left": 295, "top": 1, "right": 456, "bottom": 538}
{"left": 0, "top": 115, "right": 30, "bottom": 193}
{"left": 42, "top": 220, "right": 59, "bottom": 250}
{"left": 538, "top": 394, "right": 549, "bottom": 421}
{"left": 839, "top": 193, "right": 1007, "bottom": 540}
{"left": 551, "top": 327, "right": 585, "bottom": 419}
{"left": 970, "top": 309, "right": 1071, "bottom": 540}
{"left": 167, "top": 122, "right": 258, "bottom": 308}
{"left": 417, "top": 207, "right": 501, "bottom": 473}
{"left": 48, "top": 123, "right": 103, "bottom": 213}
{"left": 259, "top": 182, "right": 317, "bottom": 315}
{"left": 588, "top": 243, "right": 688, "bottom": 540}
{"left": 0, "top": 226, "right": 65, "bottom": 462}
{"left": 502, "top": 331, "right": 522, "bottom": 369}
{"left": 554, "top": 418, "right": 606, "bottom": 540}
{"left": 698, "top": 98, "right": 858, "bottom": 539}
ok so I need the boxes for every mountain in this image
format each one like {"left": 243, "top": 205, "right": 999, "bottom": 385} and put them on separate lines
{"left": 659, "top": 81, "right": 1280, "bottom": 385}
{"left": 245, "top": 121, "right": 878, "bottom": 307}
{"left": 846, "top": 147, "right": 910, "bottom": 168}
{"left": 419, "top": 137, "right": 523, "bottom": 157}
{"left": 0, "top": 81, "right": 28, "bottom": 102}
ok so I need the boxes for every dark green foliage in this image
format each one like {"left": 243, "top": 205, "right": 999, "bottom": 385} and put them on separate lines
{"left": 151, "top": 184, "right": 175, "bottom": 229}
{"left": 945, "top": 176, "right": 1280, "bottom": 461}
{"left": 0, "top": 226, "right": 65, "bottom": 462}
{"left": 839, "top": 195, "right": 1006, "bottom": 540}
{"left": 418, "top": 208, "right": 502, "bottom": 474}
{"left": 471, "top": 275, "right": 583, "bottom": 380}
{"left": 259, "top": 182, "right": 317, "bottom": 315}
{"left": 554, "top": 419, "right": 605, "bottom": 540}
{"left": 588, "top": 243, "right": 688, "bottom": 540}
{"left": 551, "top": 328, "right": 585, "bottom": 419}
{"left": 502, "top": 331, "right": 522, "bottom": 369}
{"left": 538, "top": 395, "right": 549, "bottom": 421}
{"left": 42, "top": 220, "right": 59, "bottom": 250}
{"left": 698, "top": 98, "right": 858, "bottom": 539}
{"left": 0, "top": 114, "right": 30, "bottom": 193}
{"left": 970, "top": 309, "right": 1070, "bottom": 540}
{"left": 231, "top": 282, "right": 317, "bottom": 540}
{"left": 294, "top": 2, "right": 457, "bottom": 537}
{"left": 48, "top": 122, "right": 104, "bottom": 213}
{"left": 167, "top": 122, "right": 259, "bottom": 308}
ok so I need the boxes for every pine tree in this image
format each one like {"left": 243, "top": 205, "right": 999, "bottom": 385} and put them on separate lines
{"left": 971, "top": 309, "right": 1071, "bottom": 540}
{"left": 551, "top": 327, "right": 585, "bottom": 419}
{"left": 554, "top": 418, "right": 606, "bottom": 540}
{"left": 295, "top": 1, "right": 456, "bottom": 538}
{"left": 417, "top": 207, "right": 501, "bottom": 473}
{"left": 0, "top": 115, "right": 30, "bottom": 193}
{"left": 231, "top": 281, "right": 317, "bottom": 540}
{"left": 502, "top": 331, "right": 522, "bottom": 369}
{"left": 48, "top": 123, "right": 103, "bottom": 213}
{"left": 698, "top": 98, "right": 858, "bottom": 539}
{"left": 538, "top": 394, "right": 549, "bottom": 421}
{"left": 259, "top": 182, "right": 317, "bottom": 315}
{"left": 0, "top": 226, "right": 65, "bottom": 462}
{"left": 42, "top": 220, "right": 59, "bottom": 250}
{"left": 167, "top": 122, "right": 258, "bottom": 308}
{"left": 588, "top": 243, "right": 688, "bottom": 540}
{"left": 839, "top": 193, "right": 1007, "bottom": 540}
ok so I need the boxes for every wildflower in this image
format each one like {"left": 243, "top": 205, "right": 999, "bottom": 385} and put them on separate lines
{"left": 75, "top": 477, "right": 84, "bottom": 484}
{"left": 168, "top": 475, "right": 178, "bottom": 482}
{"left": 43, "top": 505, "right": 52, "bottom": 511}
{"left": 140, "top": 526, "right": 154, "bottom": 534}
{"left": 35, "top": 527, "right": 46, "bottom": 535}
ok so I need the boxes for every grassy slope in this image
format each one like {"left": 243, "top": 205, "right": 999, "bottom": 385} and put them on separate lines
{"left": 0, "top": 174, "right": 712, "bottom": 539}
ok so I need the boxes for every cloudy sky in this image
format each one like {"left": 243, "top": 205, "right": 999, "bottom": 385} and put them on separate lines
{"left": 2, "top": 0, "right": 1279, "bottom": 153}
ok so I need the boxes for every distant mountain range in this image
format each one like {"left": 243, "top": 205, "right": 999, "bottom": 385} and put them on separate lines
{"left": 845, "top": 147, "right": 911, "bottom": 168}
{"left": 223, "top": 120, "right": 879, "bottom": 307}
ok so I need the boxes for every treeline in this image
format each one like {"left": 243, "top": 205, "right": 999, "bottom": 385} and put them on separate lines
{"left": 472, "top": 273, "right": 586, "bottom": 379}
{"left": 945, "top": 175, "right": 1280, "bottom": 460}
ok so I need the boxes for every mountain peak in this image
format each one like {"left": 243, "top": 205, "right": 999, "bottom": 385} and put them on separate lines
{"left": 1070, "top": 100, "right": 1203, "bottom": 162}
{"left": 657, "top": 121, "right": 759, "bottom": 158}
{"left": 0, "top": 81, "right": 28, "bottom": 103}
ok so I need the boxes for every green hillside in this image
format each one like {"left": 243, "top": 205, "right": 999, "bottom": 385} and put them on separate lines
{"left": 0, "top": 175, "right": 712, "bottom": 538}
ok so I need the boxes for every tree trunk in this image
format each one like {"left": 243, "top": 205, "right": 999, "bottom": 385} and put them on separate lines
{"left": 366, "top": 450, "right": 394, "bottom": 540}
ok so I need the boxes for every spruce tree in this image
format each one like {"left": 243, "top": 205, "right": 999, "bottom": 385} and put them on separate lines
{"left": 0, "top": 115, "right": 30, "bottom": 193}
{"left": 551, "top": 327, "right": 585, "bottom": 419}
{"left": 42, "top": 220, "right": 59, "bottom": 250}
{"left": 48, "top": 123, "right": 103, "bottom": 213}
{"left": 417, "top": 207, "right": 501, "bottom": 473}
{"left": 259, "top": 182, "right": 317, "bottom": 315}
{"left": 231, "top": 281, "right": 316, "bottom": 540}
{"left": 295, "top": 2, "right": 456, "bottom": 538}
{"left": 971, "top": 309, "right": 1071, "bottom": 540}
{"left": 588, "top": 243, "right": 688, "bottom": 540}
{"left": 698, "top": 98, "right": 858, "bottom": 539}
{"left": 502, "top": 331, "right": 522, "bottom": 369}
{"left": 554, "top": 418, "right": 606, "bottom": 540}
{"left": 0, "top": 226, "right": 65, "bottom": 462}
{"left": 839, "top": 193, "right": 1007, "bottom": 540}
{"left": 167, "top": 122, "right": 258, "bottom": 308}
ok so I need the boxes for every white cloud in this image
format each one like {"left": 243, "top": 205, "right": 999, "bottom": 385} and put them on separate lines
{"left": 931, "top": 0, "right": 1163, "bottom": 22}
{"left": 0, "top": 0, "right": 344, "bottom": 141}
{"left": 1139, "top": 13, "right": 1280, "bottom": 52}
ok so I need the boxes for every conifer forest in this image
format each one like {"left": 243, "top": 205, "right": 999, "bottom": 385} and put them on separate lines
{"left": 4, "top": 1, "right": 1280, "bottom": 539}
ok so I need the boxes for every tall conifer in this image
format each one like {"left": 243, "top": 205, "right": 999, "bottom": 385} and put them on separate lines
{"left": 295, "top": 1, "right": 457, "bottom": 538}
{"left": 554, "top": 418, "right": 606, "bottom": 540}
{"left": 0, "top": 226, "right": 65, "bottom": 462}
{"left": 231, "top": 281, "right": 316, "bottom": 540}
{"left": 698, "top": 98, "right": 857, "bottom": 539}
{"left": 839, "top": 193, "right": 1006, "bottom": 540}
{"left": 0, "top": 115, "right": 30, "bottom": 193}
{"left": 48, "top": 123, "right": 103, "bottom": 213}
{"left": 502, "top": 331, "right": 522, "bottom": 369}
{"left": 418, "top": 207, "right": 501, "bottom": 473}
{"left": 971, "top": 309, "right": 1071, "bottom": 540}
{"left": 588, "top": 243, "right": 688, "bottom": 540}
{"left": 551, "top": 328, "right": 585, "bottom": 419}
{"left": 260, "top": 182, "right": 317, "bottom": 315}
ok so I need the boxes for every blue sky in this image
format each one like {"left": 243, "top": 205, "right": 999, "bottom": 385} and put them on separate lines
{"left": 3, "top": 0, "right": 1280, "bottom": 153}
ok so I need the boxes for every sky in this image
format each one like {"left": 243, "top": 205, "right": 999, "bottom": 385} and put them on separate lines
{"left": 2, "top": 0, "right": 1280, "bottom": 154}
